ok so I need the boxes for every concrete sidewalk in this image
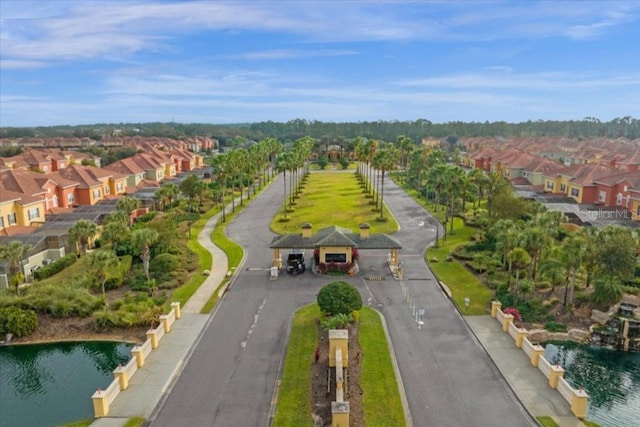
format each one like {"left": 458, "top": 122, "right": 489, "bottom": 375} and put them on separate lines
{"left": 91, "top": 210, "right": 230, "bottom": 427}
{"left": 466, "top": 316, "right": 586, "bottom": 427}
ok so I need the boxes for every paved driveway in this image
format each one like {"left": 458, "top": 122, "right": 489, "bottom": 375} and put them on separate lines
{"left": 149, "top": 172, "right": 535, "bottom": 427}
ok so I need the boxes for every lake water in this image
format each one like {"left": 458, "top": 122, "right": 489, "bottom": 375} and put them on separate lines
{"left": 0, "top": 341, "right": 132, "bottom": 427}
{"left": 544, "top": 342, "right": 640, "bottom": 427}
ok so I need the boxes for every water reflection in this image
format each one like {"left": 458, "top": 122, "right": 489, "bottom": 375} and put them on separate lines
{"left": 545, "top": 342, "right": 640, "bottom": 427}
{"left": 0, "top": 341, "right": 132, "bottom": 427}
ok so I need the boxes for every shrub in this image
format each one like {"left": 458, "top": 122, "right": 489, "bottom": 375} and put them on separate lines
{"left": 504, "top": 307, "right": 522, "bottom": 321}
{"left": 0, "top": 306, "right": 38, "bottom": 337}
{"left": 150, "top": 253, "right": 180, "bottom": 278}
{"left": 33, "top": 254, "right": 78, "bottom": 280}
{"left": 592, "top": 276, "right": 624, "bottom": 306}
{"left": 317, "top": 281, "right": 363, "bottom": 316}
{"left": 544, "top": 321, "right": 567, "bottom": 332}
{"left": 321, "top": 313, "right": 354, "bottom": 330}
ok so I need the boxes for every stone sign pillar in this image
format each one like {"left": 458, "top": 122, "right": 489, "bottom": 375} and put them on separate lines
{"left": 329, "top": 329, "right": 349, "bottom": 368}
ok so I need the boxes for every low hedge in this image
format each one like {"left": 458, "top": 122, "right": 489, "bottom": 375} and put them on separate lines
{"left": 33, "top": 254, "right": 78, "bottom": 281}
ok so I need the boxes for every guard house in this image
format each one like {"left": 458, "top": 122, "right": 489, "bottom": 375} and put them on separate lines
{"left": 269, "top": 223, "right": 402, "bottom": 270}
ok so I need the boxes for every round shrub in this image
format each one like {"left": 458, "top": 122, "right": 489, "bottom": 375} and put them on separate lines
{"left": 317, "top": 281, "right": 362, "bottom": 316}
{"left": 150, "top": 253, "right": 180, "bottom": 277}
{"left": 0, "top": 306, "right": 38, "bottom": 337}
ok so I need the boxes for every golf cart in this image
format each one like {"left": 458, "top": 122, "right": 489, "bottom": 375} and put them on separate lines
{"left": 286, "top": 249, "right": 306, "bottom": 275}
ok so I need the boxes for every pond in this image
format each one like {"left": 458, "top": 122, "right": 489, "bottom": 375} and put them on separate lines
{"left": 544, "top": 342, "right": 640, "bottom": 427}
{"left": 0, "top": 341, "right": 133, "bottom": 427}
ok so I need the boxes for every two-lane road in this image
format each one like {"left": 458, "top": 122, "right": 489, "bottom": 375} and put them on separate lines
{"left": 149, "top": 172, "right": 534, "bottom": 426}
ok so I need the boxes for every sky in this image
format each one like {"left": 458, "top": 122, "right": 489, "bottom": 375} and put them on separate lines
{"left": 1, "top": 0, "right": 640, "bottom": 127}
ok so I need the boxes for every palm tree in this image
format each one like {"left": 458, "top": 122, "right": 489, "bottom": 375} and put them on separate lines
{"left": 523, "top": 227, "right": 550, "bottom": 280}
{"left": 276, "top": 152, "right": 294, "bottom": 218}
{"left": 131, "top": 228, "right": 159, "bottom": 281}
{"left": 507, "top": 247, "right": 531, "bottom": 304}
{"left": 87, "top": 250, "right": 120, "bottom": 310}
{"left": 116, "top": 196, "right": 139, "bottom": 224}
{"left": 0, "top": 241, "right": 31, "bottom": 295}
{"left": 69, "top": 219, "right": 98, "bottom": 256}
{"left": 211, "top": 153, "right": 230, "bottom": 222}
{"left": 365, "top": 139, "right": 378, "bottom": 196}
{"left": 162, "top": 182, "right": 179, "bottom": 209}
{"left": 101, "top": 220, "right": 130, "bottom": 253}
{"left": 561, "top": 235, "right": 587, "bottom": 306}
{"left": 468, "top": 168, "right": 489, "bottom": 208}
{"left": 486, "top": 172, "right": 509, "bottom": 218}
{"left": 372, "top": 147, "right": 400, "bottom": 218}
{"left": 396, "top": 135, "right": 413, "bottom": 182}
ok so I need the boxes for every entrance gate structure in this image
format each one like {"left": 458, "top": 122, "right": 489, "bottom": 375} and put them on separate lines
{"left": 270, "top": 222, "right": 402, "bottom": 273}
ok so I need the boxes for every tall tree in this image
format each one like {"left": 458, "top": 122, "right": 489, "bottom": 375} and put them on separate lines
{"left": 69, "top": 219, "right": 98, "bottom": 256}
{"left": 0, "top": 241, "right": 31, "bottom": 295}
{"left": 131, "top": 228, "right": 159, "bottom": 281}
{"left": 87, "top": 250, "right": 120, "bottom": 310}
{"left": 372, "top": 147, "right": 400, "bottom": 218}
{"left": 179, "top": 174, "right": 201, "bottom": 212}
{"left": 116, "top": 196, "right": 139, "bottom": 224}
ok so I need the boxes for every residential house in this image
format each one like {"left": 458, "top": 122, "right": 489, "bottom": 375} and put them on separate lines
{"left": 593, "top": 171, "right": 640, "bottom": 209}
{"left": 0, "top": 189, "right": 47, "bottom": 234}
{"left": 128, "top": 153, "right": 168, "bottom": 182}
{"left": 53, "top": 165, "right": 126, "bottom": 205}
{"left": 0, "top": 169, "right": 60, "bottom": 212}
{"left": 565, "top": 163, "right": 617, "bottom": 203}
{"left": 521, "top": 157, "right": 565, "bottom": 186}
{"left": 103, "top": 158, "right": 147, "bottom": 191}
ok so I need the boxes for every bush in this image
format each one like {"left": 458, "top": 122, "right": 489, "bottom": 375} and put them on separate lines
{"left": 33, "top": 254, "right": 78, "bottom": 280}
{"left": 544, "top": 321, "right": 567, "bottom": 332}
{"left": 321, "top": 313, "right": 354, "bottom": 330}
{"left": 504, "top": 307, "right": 522, "bottom": 321}
{"left": 0, "top": 306, "right": 38, "bottom": 337}
{"left": 317, "top": 281, "right": 363, "bottom": 316}
{"left": 150, "top": 253, "right": 180, "bottom": 277}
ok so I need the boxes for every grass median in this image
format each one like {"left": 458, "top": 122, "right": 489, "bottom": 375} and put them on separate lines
{"left": 273, "top": 304, "right": 405, "bottom": 426}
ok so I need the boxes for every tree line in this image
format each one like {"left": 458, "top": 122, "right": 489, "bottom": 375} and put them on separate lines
{"left": 2, "top": 116, "right": 639, "bottom": 143}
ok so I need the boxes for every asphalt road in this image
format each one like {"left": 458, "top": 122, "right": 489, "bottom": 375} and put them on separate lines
{"left": 149, "top": 171, "right": 535, "bottom": 427}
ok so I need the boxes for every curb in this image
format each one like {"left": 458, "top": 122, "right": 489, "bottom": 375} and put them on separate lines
{"left": 371, "top": 307, "right": 414, "bottom": 427}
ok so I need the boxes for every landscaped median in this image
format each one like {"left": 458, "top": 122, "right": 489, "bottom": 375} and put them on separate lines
{"left": 273, "top": 304, "right": 405, "bottom": 426}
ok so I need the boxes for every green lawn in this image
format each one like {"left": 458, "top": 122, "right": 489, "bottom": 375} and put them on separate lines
{"left": 270, "top": 171, "right": 398, "bottom": 235}
{"left": 273, "top": 305, "right": 405, "bottom": 426}
{"left": 273, "top": 304, "right": 318, "bottom": 427}
{"left": 397, "top": 185, "right": 493, "bottom": 315}
{"left": 426, "top": 217, "right": 492, "bottom": 315}
{"left": 359, "top": 307, "right": 406, "bottom": 426}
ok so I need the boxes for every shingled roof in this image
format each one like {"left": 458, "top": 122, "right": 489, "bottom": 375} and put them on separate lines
{"left": 270, "top": 225, "right": 401, "bottom": 250}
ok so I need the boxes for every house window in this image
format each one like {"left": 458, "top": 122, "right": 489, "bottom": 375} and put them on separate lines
{"left": 104, "top": 186, "right": 110, "bottom": 195}
{"left": 570, "top": 188, "right": 580, "bottom": 198}
{"left": 116, "top": 182, "right": 123, "bottom": 192}
{"left": 616, "top": 193, "right": 623, "bottom": 205}
{"left": 93, "top": 189, "right": 101, "bottom": 199}
{"left": 325, "top": 253, "right": 347, "bottom": 263}
{"left": 43, "top": 165, "right": 49, "bottom": 172}
{"left": 0, "top": 216, "right": 4, "bottom": 228}
{"left": 8, "top": 213, "right": 17, "bottom": 225}
{"left": 67, "top": 193, "right": 75, "bottom": 205}
{"left": 52, "top": 196, "right": 58, "bottom": 207}
{"left": 598, "top": 191, "right": 606, "bottom": 202}
{"left": 560, "top": 184, "right": 567, "bottom": 192}
{"left": 28, "top": 207, "right": 40, "bottom": 220}
{"left": 621, "top": 165, "right": 627, "bottom": 172}
{"left": 546, "top": 181, "right": 554, "bottom": 190}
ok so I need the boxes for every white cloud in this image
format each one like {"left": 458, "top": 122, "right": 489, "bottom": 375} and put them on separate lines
{"left": 3, "top": 1, "right": 639, "bottom": 67}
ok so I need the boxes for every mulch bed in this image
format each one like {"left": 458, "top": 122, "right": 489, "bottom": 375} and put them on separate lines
{"left": 310, "top": 321, "right": 364, "bottom": 427}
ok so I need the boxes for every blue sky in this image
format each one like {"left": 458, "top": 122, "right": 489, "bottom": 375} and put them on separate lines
{"left": 1, "top": 0, "right": 639, "bottom": 127}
